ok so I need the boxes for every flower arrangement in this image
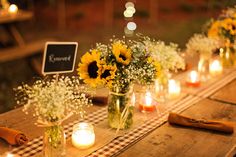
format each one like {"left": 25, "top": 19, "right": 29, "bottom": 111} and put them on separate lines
{"left": 139, "top": 36, "right": 185, "bottom": 73}
{"left": 77, "top": 36, "right": 185, "bottom": 129}
{"left": 186, "top": 34, "right": 219, "bottom": 58}
{"left": 15, "top": 75, "right": 91, "bottom": 124}
{"left": 77, "top": 38, "right": 160, "bottom": 91}
{"left": 207, "top": 6, "right": 236, "bottom": 47}
{"left": 15, "top": 75, "right": 92, "bottom": 156}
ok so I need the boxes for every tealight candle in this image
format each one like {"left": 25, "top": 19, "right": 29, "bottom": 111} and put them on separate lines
{"left": 186, "top": 70, "right": 200, "bottom": 87}
{"left": 168, "top": 79, "right": 181, "bottom": 99}
{"left": 72, "top": 123, "right": 95, "bottom": 149}
{"left": 210, "top": 59, "right": 223, "bottom": 76}
{"left": 139, "top": 91, "right": 156, "bottom": 112}
{"left": 8, "top": 4, "right": 18, "bottom": 14}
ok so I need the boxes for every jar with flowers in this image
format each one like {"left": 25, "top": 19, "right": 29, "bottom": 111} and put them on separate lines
{"left": 207, "top": 7, "right": 236, "bottom": 67}
{"left": 15, "top": 76, "right": 92, "bottom": 157}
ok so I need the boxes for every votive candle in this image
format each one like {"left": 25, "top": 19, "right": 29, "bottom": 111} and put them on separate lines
{"left": 72, "top": 123, "right": 95, "bottom": 149}
{"left": 210, "top": 59, "right": 223, "bottom": 76}
{"left": 186, "top": 70, "right": 200, "bottom": 87}
{"left": 168, "top": 79, "right": 181, "bottom": 99}
{"left": 139, "top": 91, "right": 155, "bottom": 112}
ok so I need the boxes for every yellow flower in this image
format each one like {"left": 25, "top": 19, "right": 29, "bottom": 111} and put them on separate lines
{"left": 77, "top": 50, "right": 102, "bottom": 87}
{"left": 100, "top": 64, "right": 117, "bottom": 88}
{"left": 229, "top": 20, "right": 236, "bottom": 35}
{"left": 208, "top": 21, "right": 220, "bottom": 38}
{"left": 221, "top": 18, "right": 234, "bottom": 31}
{"left": 147, "top": 57, "right": 162, "bottom": 77}
{"left": 112, "top": 42, "right": 131, "bottom": 65}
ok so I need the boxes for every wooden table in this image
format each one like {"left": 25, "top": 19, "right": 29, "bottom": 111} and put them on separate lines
{"left": 1, "top": 70, "right": 236, "bottom": 157}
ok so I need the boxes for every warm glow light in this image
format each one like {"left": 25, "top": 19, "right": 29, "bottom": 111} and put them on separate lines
{"left": 189, "top": 71, "right": 198, "bottom": 83}
{"left": 8, "top": 4, "right": 18, "bottom": 14}
{"left": 145, "top": 91, "right": 152, "bottom": 106}
{"left": 6, "top": 153, "right": 14, "bottom": 157}
{"left": 72, "top": 123, "right": 95, "bottom": 149}
{"left": 126, "top": 6, "right": 136, "bottom": 14}
{"left": 210, "top": 59, "right": 223, "bottom": 76}
{"left": 168, "top": 79, "right": 181, "bottom": 99}
{"left": 139, "top": 91, "right": 155, "bottom": 112}
{"left": 127, "top": 22, "right": 137, "bottom": 31}
{"left": 125, "top": 2, "right": 134, "bottom": 8}
{"left": 123, "top": 10, "right": 133, "bottom": 18}
{"left": 186, "top": 70, "right": 200, "bottom": 87}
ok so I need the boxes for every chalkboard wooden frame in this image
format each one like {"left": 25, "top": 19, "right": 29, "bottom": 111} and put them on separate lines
{"left": 42, "top": 42, "right": 78, "bottom": 75}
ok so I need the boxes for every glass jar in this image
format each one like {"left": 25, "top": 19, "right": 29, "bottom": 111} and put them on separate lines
{"left": 71, "top": 122, "right": 95, "bottom": 149}
{"left": 43, "top": 123, "right": 66, "bottom": 157}
{"left": 107, "top": 85, "right": 134, "bottom": 129}
{"left": 220, "top": 47, "right": 236, "bottom": 68}
{"left": 198, "top": 54, "right": 211, "bottom": 82}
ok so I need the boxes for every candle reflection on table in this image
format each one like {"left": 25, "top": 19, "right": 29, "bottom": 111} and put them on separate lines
{"left": 139, "top": 91, "right": 156, "bottom": 112}
{"left": 186, "top": 70, "right": 201, "bottom": 87}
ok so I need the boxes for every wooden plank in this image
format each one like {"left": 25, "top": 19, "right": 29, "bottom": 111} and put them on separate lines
{"left": 118, "top": 99, "right": 236, "bottom": 157}
{"left": 0, "top": 38, "right": 54, "bottom": 62}
{"left": 211, "top": 78, "right": 236, "bottom": 104}
{"left": 0, "top": 11, "right": 33, "bottom": 24}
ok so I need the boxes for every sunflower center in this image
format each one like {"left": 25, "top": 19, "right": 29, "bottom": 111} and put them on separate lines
{"left": 101, "top": 70, "right": 111, "bottom": 78}
{"left": 232, "top": 25, "right": 236, "bottom": 30}
{"left": 119, "top": 53, "right": 127, "bottom": 61}
{"left": 88, "top": 61, "right": 98, "bottom": 78}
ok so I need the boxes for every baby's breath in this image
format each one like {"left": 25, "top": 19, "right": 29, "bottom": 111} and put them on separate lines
{"left": 186, "top": 34, "right": 219, "bottom": 57}
{"left": 15, "top": 76, "right": 92, "bottom": 123}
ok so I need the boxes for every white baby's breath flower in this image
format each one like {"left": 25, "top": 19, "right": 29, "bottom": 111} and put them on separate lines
{"left": 186, "top": 34, "right": 219, "bottom": 57}
{"left": 15, "top": 76, "right": 92, "bottom": 123}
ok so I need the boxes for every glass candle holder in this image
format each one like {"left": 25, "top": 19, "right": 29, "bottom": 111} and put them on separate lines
{"left": 209, "top": 59, "right": 223, "bottom": 76}
{"left": 72, "top": 123, "right": 95, "bottom": 149}
{"left": 139, "top": 91, "right": 156, "bottom": 113}
{"left": 186, "top": 70, "right": 201, "bottom": 87}
{"left": 167, "top": 79, "right": 181, "bottom": 99}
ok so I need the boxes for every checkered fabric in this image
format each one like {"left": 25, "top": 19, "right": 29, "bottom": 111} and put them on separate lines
{"left": 11, "top": 107, "right": 107, "bottom": 157}
{"left": 10, "top": 70, "right": 236, "bottom": 157}
{"left": 86, "top": 70, "right": 236, "bottom": 157}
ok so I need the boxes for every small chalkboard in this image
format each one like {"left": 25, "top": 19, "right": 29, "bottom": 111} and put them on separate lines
{"left": 42, "top": 42, "right": 78, "bottom": 75}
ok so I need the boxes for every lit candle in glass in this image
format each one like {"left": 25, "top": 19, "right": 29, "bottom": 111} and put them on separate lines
{"left": 210, "top": 59, "right": 223, "bottom": 76}
{"left": 139, "top": 91, "right": 155, "bottom": 112}
{"left": 186, "top": 70, "right": 200, "bottom": 87}
{"left": 8, "top": 4, "right": 18, "bottom": 14}
{"left": 72, "top": 123, "right": 95, "bottom": 149}
{"left": 168, "top": 79, "right": 181, "bottom": 99}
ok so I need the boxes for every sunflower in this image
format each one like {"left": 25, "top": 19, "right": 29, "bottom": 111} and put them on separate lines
{"left": 147, "top": 57, "right": 162, "bottom": 77}
{"left": 100, "top": 64, "right": 117, "bottom": 88}
{"left": 221, "top": 18, "right": 234, "bottom": 31}
{"left": 208, "top": 21, "right": 221, "bottom": 38}
{"left": 229, "top": 20, "right": 236, "bottom": 35}
{"left": 112, "top": 42, "right": 131, "bottom": 65}
{"left": 77, "top": 49, "right": 102, "bottom": 87}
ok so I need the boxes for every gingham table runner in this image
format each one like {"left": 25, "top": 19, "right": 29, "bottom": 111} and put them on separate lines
{"left": 10, "top": 69, "right": 236, "bottom": 157}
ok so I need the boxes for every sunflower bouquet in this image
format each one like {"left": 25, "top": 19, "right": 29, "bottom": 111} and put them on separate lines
{"left": 78, "top": 38, "right": 160, "bottom": 129}
{"left": 208, "top": 6, "right": 236, "bottom": 46}
{"left": 207, "top": 6, "right": 236, "bottom": 66}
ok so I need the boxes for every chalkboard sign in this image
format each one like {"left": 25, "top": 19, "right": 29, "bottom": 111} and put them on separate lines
{"left": 42, "top": 42, "right": 78, "bottom": 75}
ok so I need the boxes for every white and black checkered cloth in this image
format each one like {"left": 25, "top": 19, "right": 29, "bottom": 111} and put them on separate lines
{"left": 10, "top": 70, "right": 236, "bottom": 157}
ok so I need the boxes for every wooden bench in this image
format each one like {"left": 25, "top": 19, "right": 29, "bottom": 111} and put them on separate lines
{"left": 0, "top": 38, "right": 55, "bottom": 63}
